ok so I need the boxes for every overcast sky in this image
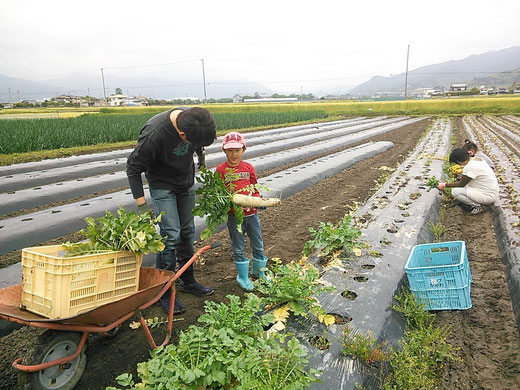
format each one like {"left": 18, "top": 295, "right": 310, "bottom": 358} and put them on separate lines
{"left": 1, "top": 0, "right": 519, "bottom": 96}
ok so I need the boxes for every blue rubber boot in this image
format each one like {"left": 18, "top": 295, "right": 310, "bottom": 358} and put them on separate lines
{"left": 252, "top": 256, "right": 270, "bottom": 280}
{"left": 235, "top": 259, "right": 254, "bottom": 291}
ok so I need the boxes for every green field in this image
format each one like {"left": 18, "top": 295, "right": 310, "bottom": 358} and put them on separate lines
{"left": 1, "top": 96, "right": 519, "bottom": 165}
{"left": 0, "top": 110, "right": 327, "bottom": 155}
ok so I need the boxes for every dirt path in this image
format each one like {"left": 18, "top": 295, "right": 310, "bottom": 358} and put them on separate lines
{"left": 435, "top": 120, "right": 520, "bottom": 390}
{"left": 1, "top": 117, "right": 520, "bottom": 389}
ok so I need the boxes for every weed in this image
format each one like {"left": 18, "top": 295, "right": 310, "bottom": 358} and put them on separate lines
{"left": 383, "top": 287, "right": 460, "bottom": 390}
{"left": 342, "top": 325, "right": 391, "bottom": 363}
{"left": 428, "top": 221, "right": 446, "bottom": 242}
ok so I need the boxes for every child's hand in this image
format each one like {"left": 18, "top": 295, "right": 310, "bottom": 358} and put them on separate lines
{"left": 437, "top": 182, "right": 447, "bottom": 191}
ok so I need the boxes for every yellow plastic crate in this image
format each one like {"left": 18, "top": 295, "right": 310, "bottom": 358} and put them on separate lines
{"left": 20, "top": 245, "right": 143, "bottom": 319}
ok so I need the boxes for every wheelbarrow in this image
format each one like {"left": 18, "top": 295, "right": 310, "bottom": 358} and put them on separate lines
{"left": 0, "top": 242, "right": 219, "bottom": 390}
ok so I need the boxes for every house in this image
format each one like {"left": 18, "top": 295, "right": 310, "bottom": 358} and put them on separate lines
{"left": 54, "top": 94, "right": 83, "bottom": 104}
{"left": 450, "top": 83, "right": 468, "bottom": 92}
{"left": 232, "top": 94, "right": 243, "bottom": 103}
{"left": 108, "top": 93, "right": 128, "bottom": 106}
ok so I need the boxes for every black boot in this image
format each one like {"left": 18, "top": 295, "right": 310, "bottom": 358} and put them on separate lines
{"left": 177, "top": 261, "right": 215, "bottom": 296}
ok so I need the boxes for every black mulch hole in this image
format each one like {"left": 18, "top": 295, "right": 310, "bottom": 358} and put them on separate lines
{"left": 341, "top": 290, "right": 358, "bottom": 300}
{"left": 329, "top": 313, "right": 352, "bottom": 324}
{"left": 309, "top": 335, "right": 331, "bottom": 350}
{"left": 361, "top": 264, "right": 375, "bottom": 270}
{"left": 354, "top": 276, "right": 369, "bottom": 283}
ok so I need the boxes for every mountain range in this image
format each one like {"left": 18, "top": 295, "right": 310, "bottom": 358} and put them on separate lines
{"left": 1, "top": 46, "right": 519, "bottom": 102}
{"left": 350, "top": 46, "right": 520, "bottom": 95}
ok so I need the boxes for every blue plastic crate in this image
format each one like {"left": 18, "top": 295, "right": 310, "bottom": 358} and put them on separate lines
{"left": 412, "top": 284, "right": 472, "bottom": 311}
{"left": 405, "top": 241, "right": 472, "bottom": 310}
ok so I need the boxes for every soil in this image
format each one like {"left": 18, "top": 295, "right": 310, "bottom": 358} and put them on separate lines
{"left": 1, "top": 117, "right": 520, "bottom": 390}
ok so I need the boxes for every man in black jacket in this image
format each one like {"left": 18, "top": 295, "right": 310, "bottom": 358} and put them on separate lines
{"left": 127, "top": 107, "right": 216, "bottom": 314}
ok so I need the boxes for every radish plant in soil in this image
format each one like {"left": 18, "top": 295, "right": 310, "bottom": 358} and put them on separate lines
{"left": 302, "top": 214, "right": 364, "bottom": 259}
{"left": 107, "top": 294, "right": 320, "bottom": 390}
{"left": 254, "top": 258, "right": 336, "bottom": 330}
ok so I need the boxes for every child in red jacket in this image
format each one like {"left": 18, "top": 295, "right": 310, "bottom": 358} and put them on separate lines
{"left": 216, "top": 132, "right": 268, "bottom": 290}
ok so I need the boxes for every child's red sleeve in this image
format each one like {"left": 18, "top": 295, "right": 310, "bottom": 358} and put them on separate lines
{"left": 250, "top": 164, "right": 258, "bottom": 185}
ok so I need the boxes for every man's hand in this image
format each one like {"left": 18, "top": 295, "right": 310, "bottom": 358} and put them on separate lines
{"left": 197, "top": 153, "right": 206, "bottom": 169}
{"left": 138, "top": 202, "right": 150, "bottom": 214}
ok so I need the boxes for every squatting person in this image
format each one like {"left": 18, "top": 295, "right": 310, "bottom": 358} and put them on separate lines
{"left": 437, "top": 148, "right": 499, "bottom": 215}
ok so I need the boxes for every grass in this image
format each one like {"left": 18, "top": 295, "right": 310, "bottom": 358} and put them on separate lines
{"left": 382, "top": 287, "right": 459, "bottom": 390}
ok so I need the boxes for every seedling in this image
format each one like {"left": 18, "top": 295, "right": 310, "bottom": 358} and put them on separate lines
{"left": 425, "top": 177, "right": 439, "bottom": 191}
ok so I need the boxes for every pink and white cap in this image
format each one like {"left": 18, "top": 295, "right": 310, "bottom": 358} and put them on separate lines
{"left": 222, "top": 131, "right": 246, "bottom": 149}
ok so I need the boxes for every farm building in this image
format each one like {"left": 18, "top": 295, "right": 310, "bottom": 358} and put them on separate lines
{"left": 450, "top": 83, "right": 468, "bottom": 92}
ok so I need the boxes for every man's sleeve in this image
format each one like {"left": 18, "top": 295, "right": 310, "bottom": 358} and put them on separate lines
{"left": 126, "top": 133, "right": 155, "bottom": 199}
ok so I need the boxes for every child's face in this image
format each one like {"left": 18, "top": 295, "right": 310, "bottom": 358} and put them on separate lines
{"left": 467, "top": 149, "right": 475, "bottom": 157}
{"left": 224, "top": 147, "right": 245, "bottom": 167}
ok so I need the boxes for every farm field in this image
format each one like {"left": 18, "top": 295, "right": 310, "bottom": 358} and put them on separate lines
{"left": 0, "top": 113, "right": 520, "bottom": 389}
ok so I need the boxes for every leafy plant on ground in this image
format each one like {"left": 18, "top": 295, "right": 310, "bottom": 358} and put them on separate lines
{"left": 197, "top": 294, "right": 273, "bottom": 335}
{"left": 342, "top": 325, "right": 391, "bottom": 364}
{"left": 254, "top": 258, "right": 335, "bottom": 329}
{"left": 64, "top": 206, "right": 165, "bottom": 256}
{"left": 302, "top": 214, "right": 363, "bottom": 259}
{"left": 192, "top": 166, "right": 270, "bottom": 240}
{"left": 107, "top": 294, "right": 319, "bottom": 390}
{"left": 428, "top": 221, "right": 446, "bottom": 242}
{"left": 383, "top": 287, "right": 459, "bottom": 390}
{"left": 425, "top": 177, "right": 439, "bottom": 191}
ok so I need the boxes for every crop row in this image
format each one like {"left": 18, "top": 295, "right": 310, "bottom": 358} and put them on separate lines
{"left": 0, "top": 110, "right": 327, "bottom": 154}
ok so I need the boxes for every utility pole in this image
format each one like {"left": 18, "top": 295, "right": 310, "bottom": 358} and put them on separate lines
{"left": 100, "top": 67, "right": 107, "bottom": 103}
{"left": 201, "top": 59, "right": 207, "bottom": 101}
{"left": 8, "top": 87, "right": 11, "bottom": 104}
{"left": 404, "top": 44, "right": 410, "bottom": 100}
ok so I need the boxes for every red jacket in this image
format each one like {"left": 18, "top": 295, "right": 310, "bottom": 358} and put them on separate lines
{"left": 216, "top": 161, "right": 260, "bottom": 216}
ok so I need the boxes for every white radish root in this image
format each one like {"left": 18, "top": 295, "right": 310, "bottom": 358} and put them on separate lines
{"left": 232, "top": 194, "right": 281, "bottom": 207}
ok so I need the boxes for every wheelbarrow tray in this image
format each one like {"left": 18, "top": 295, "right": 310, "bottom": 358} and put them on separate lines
{"left": 0, "top": 267, "right": 174, "bottom": 326}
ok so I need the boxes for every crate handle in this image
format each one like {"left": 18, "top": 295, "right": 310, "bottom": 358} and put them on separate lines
{"left": 430, "top": 246, "right": 449, "bottom": 253}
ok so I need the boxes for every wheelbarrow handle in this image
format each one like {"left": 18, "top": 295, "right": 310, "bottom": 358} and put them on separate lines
{"left": 173, "top": 242, "right": 220, "bottom": 282}
{"left": 139, "top": 241, "right": 220, "bottom": 349}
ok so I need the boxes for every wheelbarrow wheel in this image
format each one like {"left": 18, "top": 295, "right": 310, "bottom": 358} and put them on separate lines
{"left": 18, "top": 330, "right": 87, "bottom": 390}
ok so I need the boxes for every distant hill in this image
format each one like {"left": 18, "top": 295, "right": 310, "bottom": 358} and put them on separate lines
{"left": 0, "top": 72, "right": 276, "bottom": 102}
{"left": 0, "top": 75, "right": 59, "bottom": 102}
{"left": 467, "top": 67, "right": 520, "bottom": 89}
{"left": 350, "top": 46, "right": 520, "bottom": 95}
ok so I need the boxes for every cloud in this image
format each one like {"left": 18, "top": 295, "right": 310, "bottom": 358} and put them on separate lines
{"left": 1, "top": 0, "right": 519, "bottom": 95}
